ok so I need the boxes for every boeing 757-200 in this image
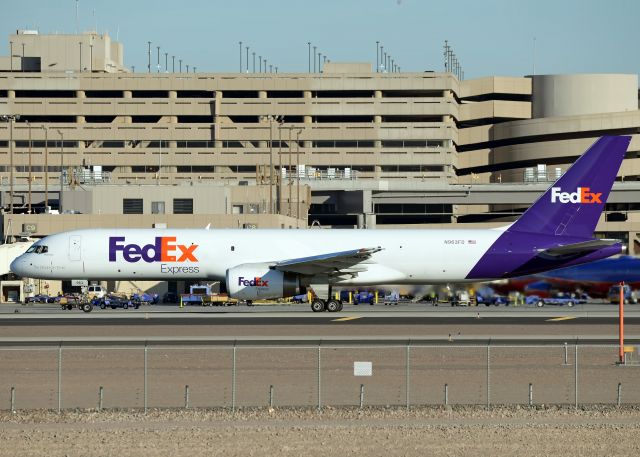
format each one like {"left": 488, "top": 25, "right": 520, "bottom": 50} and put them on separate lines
{"left": 10, "top": 136, "right": 631, "bottom": 312}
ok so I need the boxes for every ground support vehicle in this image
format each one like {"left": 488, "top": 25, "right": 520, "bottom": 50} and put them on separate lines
{"left": 130, "top": 292, "right": 159, "bottom": 306}
{"left": 94, "top": 294, "right": 137, "bottom": 310}
{"left": 526, "top": 294, "right": 586, "bottom": 307}
{"left": 608, "top": 284, "right": 638, "bottom": 304}
{"left": 59, "top": 294, "right": 93, "bottom": 312}
{"left": 179, "top": 284, "right": 237, "bottom": 307}
{"left": 24, "top": 294, "right": 55, "bottom": 304}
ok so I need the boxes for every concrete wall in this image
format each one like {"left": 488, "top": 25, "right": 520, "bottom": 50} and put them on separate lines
{"left": 531, "top": 74, "right": 638, "bottom": 118}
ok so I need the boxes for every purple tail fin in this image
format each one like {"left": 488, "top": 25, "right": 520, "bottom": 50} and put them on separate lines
{"left": 509, "top": 136, "right": 630, "bottom": 238}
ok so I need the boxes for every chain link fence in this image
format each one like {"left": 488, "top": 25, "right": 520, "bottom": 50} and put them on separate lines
{"left": 1, "top": 343, "right": 639, "bottom": 411}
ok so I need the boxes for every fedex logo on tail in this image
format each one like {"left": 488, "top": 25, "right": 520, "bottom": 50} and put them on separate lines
{"left": 238, "top": 277, "right": 269, "bottom": 287}
{"left": 550, "top": 187, "right": 602, "bottom": 204}
{"left": 109, "top": 237, "right": 198, "bottom": 263}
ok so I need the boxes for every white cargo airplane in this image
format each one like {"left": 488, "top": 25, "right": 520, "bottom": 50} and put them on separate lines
{"left": 10, "top": 136, "right": 630, "bottom": 312}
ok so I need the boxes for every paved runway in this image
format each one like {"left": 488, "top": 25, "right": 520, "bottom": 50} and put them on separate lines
{"left": 0, "top": 302, "right": 638, "bottom": 341}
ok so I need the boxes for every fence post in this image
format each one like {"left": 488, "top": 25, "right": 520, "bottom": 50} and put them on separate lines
{"left": 405, "top": 343, "right": 410, "bottom": 410}
{"left": 617, "top": 383, "right": 622, "bottom": 407}
{"left": 184, "top": 385, "right": 190, "bottom": 409}
{"left": 269, "top": 385, "right": 274, "bottom": 408}
{"left": 444, "top": 384, "right": 449, "bottom": 406}
{"left": 486, "top": 343, "right": 491, "bottom": 409}
{"left": 232, "top": 345, "right": 237, "bottom": 412}
{"left": 574, "top": 344, "right": 578, "bottom": 409}
{"left": 317, "top": 345, "right": 322, "bottom": 411}
{"left": 10, "top": 386, "right": 15, "bottom": 412}
{"left": 57, "top": 343, "right": 62, "bottom": 413}
{"left": 359, "top": 384, "right": 364, "bottom": 409}
{"left": 529, "top": 383, "right": 533, "bottom": 407}
{"left": 144, "top": 342, "right": 148, "bottom": 414}
{"left": 98, "top": 386, "right": 103, "bottom": 411}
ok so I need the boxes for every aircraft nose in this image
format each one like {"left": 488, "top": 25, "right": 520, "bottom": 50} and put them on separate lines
{"left": 10, "top": 256, "right": 27, "bottom": 277}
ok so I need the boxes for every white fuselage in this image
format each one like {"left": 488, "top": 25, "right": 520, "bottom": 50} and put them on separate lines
{"left": 11, "top": 228, "right": 503, "bottom": 285}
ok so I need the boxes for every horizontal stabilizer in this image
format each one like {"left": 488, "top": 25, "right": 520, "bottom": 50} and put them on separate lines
{"left": 537, "top": 239, "right": 620, "bottom": 258}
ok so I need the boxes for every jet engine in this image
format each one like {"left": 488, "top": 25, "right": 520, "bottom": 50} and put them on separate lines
{"left": 226, "top": 263, "right": 303, "bottom": 300}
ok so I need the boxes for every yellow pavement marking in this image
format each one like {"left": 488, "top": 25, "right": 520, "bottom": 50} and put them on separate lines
{"left": 546, "top": 316, "right": 577, "bottom": 322}
{"left": 332, "top": 316, "right": 362, "bottom": 322}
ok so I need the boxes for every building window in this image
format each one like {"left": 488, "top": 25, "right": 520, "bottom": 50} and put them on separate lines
{"left": 173, "top": 198, "right": 193, "bottom": 214}
{"left": 151, "top": 201, "right": 165, "bottom": 214}
{"left": 123, "top": 199, "right": 143, "bottom": 214}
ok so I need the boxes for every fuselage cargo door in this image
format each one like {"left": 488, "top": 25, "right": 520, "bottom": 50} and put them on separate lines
{"left": 69, "top": 235, "right": 82, "bottom": 261}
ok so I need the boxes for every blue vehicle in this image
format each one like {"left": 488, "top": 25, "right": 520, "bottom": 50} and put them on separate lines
{"left": 94, "top": 294, "right": 138, "bottom": 310}
{"left": 131, "top": 292, "right": 159, "bottom": 306}
{"left": 607, "top": 284, "right": 638, "bottom": 304}
{"left": 526, "top": 293, "right": 586, "bottom": 307}
{"left": 353, "top": 292, "right": 375, "bottom": 305}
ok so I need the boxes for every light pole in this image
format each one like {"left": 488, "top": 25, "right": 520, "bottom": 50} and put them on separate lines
{"left": 278, "top": 118, "right": 283, "bottom": 215}
{"left": 57, "top": 130, "right": 63, "bottom": 212}
{"left": 288, "top": 126, "right": 292, "bottom": 217}
{"left": 239, "top": 41, "right": 242, "bottom": 73}
{"left": 295, "top": 129, "right": 303, "bottom": 221}
{"left": 42, "top": 125, "right": 49, "bottom": 209}
{"left": 172, "top": 55, "right": 175, "bottom": 73}
{"left": 1, "top": 115, "right": 19, "bottom": 213}
{"left": 27, "top": 121, "right": 32, "bottom": 213}
{"left": 147, "top": 41, "right": 151, "bottom": 73}
{"left": 269, "top": 116, "right": 273, "bottom": 213}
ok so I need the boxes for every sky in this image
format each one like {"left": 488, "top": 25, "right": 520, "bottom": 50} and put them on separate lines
{"left": 2, "top": 0, "right": 639, "bottom": 78}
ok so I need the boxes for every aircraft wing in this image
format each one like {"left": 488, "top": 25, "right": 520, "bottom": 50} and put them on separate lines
{"left": 273, "top": 247, "right": 382, "bottom": 276}
{"left": 538, "top": 239, "right": 620, "bottom": 258}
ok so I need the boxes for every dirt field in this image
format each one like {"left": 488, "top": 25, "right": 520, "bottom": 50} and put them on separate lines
{"left": 1, "top": 406, "right": 639, "bottom": 457}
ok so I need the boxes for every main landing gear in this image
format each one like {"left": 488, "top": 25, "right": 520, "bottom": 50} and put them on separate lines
{"left": 310, "top": 298, "right": 343, "bottom": 313}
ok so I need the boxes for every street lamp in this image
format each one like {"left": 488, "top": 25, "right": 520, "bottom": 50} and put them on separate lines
{"left": 1, "top": 114, "right": 19, "bottom": 213}
{"left": 57, "top": 130, "right": 64, "bottom": 212}
{"left": 27, "top": 121, "right": 32, "bottom": 213}
{"left": 41, "top": 125, "right": 49, "bottom": 209}
{"left": 295, "top": 129, "right": 303, "bottom": 222}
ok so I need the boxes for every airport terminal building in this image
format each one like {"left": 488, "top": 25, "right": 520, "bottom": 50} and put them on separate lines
{"left": 0, "top": 30, "right": 639, "bottom": 296}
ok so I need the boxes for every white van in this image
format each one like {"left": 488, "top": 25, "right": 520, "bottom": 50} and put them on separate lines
{"left": 86, "top": 285, "right": 107, "bottom": 299}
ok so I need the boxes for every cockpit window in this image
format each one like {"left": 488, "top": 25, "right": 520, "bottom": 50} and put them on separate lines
{"left": 28, "top": 245, "right": 49, "bottom": 254}
{"left": 26, "top": 246, "right": 36, "bottom": 253}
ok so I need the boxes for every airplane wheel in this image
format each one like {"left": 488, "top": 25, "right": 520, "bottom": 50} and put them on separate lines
{"left": 337, "top": 301, "right": 344, "bottom": 312}
{"left": 311, "top": 299, "right": 325, "bottom": 312}
{"left": 326, "top": 300, "right": 340, "bottom": 312}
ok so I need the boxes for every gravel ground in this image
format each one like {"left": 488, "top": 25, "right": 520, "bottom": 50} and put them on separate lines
{"left": 1, "top": 406, "right": 639, "bottom": 457}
